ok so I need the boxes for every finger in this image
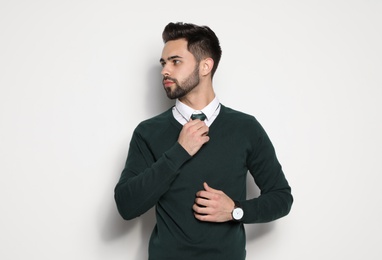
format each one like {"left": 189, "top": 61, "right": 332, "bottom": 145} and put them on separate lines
{"left": 194, "top": 197, "right": 213, "bottom": 207}
{"left": 187, "top": 119, "right": 206, "bottom": 127}
{"left": 195, "top": 124, "right": 209, "bottom": 134}
{"left": 183, "top": 120, "right": 203, "bottom": 131}
{"left": 196, "top": 190, "right": 214, "bottom": 200}
{"left": 192, "top": 203, "right": 211, "bottom": 215}
{"left": 193, "top": 204, "right": 214, "bottom": 217}
{"left": 200, "top": 135, "right": 210, "bottom": 143}
{"left": 200, "top": 126, "right": 209, "bottom": 136}
{"left": 194, "top": 212, "right": 215, "bottom": 222}
{"left": 188, "top": 123, "right": 208, "bottom": 136}
{"left": 204, "top": 182, "right": 219, "bottom": 193}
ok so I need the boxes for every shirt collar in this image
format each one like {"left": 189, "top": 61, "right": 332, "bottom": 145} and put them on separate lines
{"left": 175, "top": 96, "right": 220, "bottom": 121}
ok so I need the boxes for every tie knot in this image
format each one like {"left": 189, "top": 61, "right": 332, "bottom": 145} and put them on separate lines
{"left": 190, "top": 112, "right": 206, "bottom": 121}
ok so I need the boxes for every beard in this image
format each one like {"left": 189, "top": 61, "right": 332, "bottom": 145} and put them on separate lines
{"left": 163, "top": 64, "right": 200, "bottom": 99}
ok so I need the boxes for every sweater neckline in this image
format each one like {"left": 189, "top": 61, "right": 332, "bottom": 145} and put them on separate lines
{"left": 169, "top": 104, "right": 226, "bottom": 134}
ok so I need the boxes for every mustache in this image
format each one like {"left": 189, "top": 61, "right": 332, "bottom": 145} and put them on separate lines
{"left": 163, "top": 76, "right": 176, "bottom": 82}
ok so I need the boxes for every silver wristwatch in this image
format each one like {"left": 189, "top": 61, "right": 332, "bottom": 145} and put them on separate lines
{"left": 232, "top": 200, "right": 244, "bottom": 221}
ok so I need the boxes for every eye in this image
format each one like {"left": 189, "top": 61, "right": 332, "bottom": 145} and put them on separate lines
{"left": 160, "top": 61, "right": 166, "bottom": 67}
{"left": 173, "top": 60, "right": 181, "bottom": 65}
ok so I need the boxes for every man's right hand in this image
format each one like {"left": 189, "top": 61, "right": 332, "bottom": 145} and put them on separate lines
{"left": 178, "top": 119, "right": 210, "bottom": 156}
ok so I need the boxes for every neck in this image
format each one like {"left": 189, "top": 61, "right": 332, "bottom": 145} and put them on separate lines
{"left": 179, "top": 86, "right": 215, "bottom": 110}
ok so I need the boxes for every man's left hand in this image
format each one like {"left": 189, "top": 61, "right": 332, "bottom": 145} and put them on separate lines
{"left": 193, "top": 182, "right": 235, "bottom": 222}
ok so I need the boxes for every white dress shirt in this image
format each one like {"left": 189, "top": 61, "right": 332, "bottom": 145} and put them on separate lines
{"left": 172, "top": 97, "right": 221, "bottom": 127}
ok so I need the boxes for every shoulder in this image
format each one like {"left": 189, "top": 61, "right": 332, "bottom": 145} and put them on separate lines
{"left": 139, "top": 107, "right": 173, "bottom": 126}
{"left": 220, "top": 105, "right": 262, "bottom": 129}
{"left": 133, "top": 107, "right": 174, "bottom": 136}
{"left": 220, "top": 105, "right": 275, "bottom": 153}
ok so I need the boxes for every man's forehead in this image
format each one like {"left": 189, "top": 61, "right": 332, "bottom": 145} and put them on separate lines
{"left": 161, "top": 39, "right": 190, "bottom": 57}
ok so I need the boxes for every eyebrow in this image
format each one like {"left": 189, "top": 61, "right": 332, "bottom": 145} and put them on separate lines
{"left": 159, "top": 55, "right": 183, "bottom": 63}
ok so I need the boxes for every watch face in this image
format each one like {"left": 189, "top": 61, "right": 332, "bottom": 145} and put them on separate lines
{"left": 233, "top": 208, "right": 244, "bottom": 220}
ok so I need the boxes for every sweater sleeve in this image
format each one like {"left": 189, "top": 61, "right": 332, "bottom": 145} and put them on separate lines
{"left": 241, "top": 118, "right": 293, "bottom": 223}
{"left": 114, "top": 127, "right": 191, "bottom": 220}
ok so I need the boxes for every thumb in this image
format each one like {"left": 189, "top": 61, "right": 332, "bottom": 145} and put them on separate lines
{"left": 204, "top": 182, "right": 217, "bottom": 193}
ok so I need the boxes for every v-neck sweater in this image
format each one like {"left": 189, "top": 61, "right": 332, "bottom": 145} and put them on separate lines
{"left": 115, "top": 104, "right": 293, "bottom": 260}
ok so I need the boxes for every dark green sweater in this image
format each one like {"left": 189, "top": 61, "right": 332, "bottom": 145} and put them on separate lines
{"left": 115, "top": 105, "right": 293, "bottom": 260}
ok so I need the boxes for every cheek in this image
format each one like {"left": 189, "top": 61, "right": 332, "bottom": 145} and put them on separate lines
{"left": 174, "top": 68, "right": 188, "bottom": 81}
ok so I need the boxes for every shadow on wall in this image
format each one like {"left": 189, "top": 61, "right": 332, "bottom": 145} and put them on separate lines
{"left": 245, "top": 173, "right": 275, "bottom": 241}
{"left": 99, "top": 64, "right": 174, "bottom": 257}
{"left": 100, "top": 203, "right": 141, "bottom": 241}
{"left": 145, "top": 65, "right": 175, "bottom": 117}
{"left": 101, "top": 201, "right": 155, "bottom": 258}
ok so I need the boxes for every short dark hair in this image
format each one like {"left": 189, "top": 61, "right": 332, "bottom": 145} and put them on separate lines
{"left": 162, "top": 22, "right": 222, "bottom": 78}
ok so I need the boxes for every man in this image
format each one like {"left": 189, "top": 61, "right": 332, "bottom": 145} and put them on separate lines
{"left": 114, "top": 22, "right": 293, "bottom": 260}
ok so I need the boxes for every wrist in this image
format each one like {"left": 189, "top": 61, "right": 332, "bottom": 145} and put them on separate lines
{"left": 231, "top": 200, "right": 244, "bottom": 222}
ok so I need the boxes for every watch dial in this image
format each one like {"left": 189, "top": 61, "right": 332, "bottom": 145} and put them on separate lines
{"left": 234, "top": 208, "right": 244, "bottom": 219}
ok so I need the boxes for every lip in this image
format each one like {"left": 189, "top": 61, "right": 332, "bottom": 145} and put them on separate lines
{"left": 163, "top": 80, "right": 174, "bottom": 87}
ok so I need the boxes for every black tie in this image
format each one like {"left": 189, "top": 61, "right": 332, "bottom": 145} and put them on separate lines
{"left": 190, "top": 113, "right": 206, "bottom": 121}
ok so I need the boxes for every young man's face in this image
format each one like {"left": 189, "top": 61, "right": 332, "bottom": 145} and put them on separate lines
{"left": 160, "top": 38, "right": 200, "bottom": 99}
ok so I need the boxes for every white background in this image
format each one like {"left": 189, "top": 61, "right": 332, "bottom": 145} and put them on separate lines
{"left": 1, "top": 1, "right": 381, "bottom": 259}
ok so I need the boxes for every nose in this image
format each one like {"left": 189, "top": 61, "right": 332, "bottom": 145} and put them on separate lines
{"left": 161, "top": 64, "right": 170, "bottom": 77}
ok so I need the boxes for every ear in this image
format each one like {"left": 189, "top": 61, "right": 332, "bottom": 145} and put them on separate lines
{"left": 200, "top": 58, "right": 214, "bottom": 76}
